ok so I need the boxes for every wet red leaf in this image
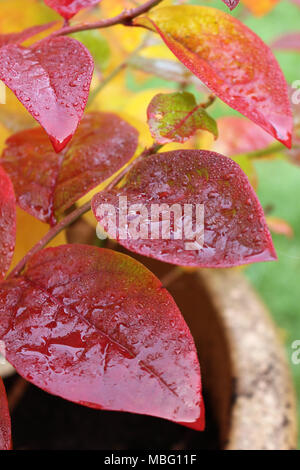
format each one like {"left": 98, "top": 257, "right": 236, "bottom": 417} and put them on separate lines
{"left": 213, "top": 117, "right": 274, "bottom": 156}
{"left": 0, "top": 36, "right": 94, "bottom": 153}
{"left": 1, "top": 112, "right": 138, "bottom": 226}
{"left": 0, "top": 166, "right": 16, "bottom": 280}
{"left": 134, "top": 5, "right": 293, "bottom": 148}
{"left": 44, "top": 0, "right": 101, "bottom": 19}
{"left": 0, "top": 22, "right": 57, "bottom": 48}
{"left": 0, "top": 245, "right": 204, "bottom": 430}
{"left": 92, "top": 150, "right": 276, "bottom": 267}
{"left": 0, "top": 378, "right": 11, "bottom": 450}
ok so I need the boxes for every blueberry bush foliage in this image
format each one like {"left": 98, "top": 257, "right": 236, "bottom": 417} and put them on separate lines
{"left": 0, "top": 0, "right": 299, "bottom": 449}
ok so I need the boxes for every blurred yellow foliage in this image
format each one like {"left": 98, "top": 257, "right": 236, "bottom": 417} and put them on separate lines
{"left": 9, "top": 208, "right": 66, "bottom": 272}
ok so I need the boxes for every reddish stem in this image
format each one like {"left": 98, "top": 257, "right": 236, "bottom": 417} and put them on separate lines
{"left": 7, "top": 201, "right": 91, "bottom": 279}
{"left": 7, "top": 143, "right": 162, "bottom": 279}
{"left": 53, "top": 0, "right": 163, "bottom": 37}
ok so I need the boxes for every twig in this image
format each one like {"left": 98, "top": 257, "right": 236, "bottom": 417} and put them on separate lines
{"left": 7, "top": 201, "right": 91, "bottom": 279}
{"left": 7, "top": 143, "right": 163, "bottom": 279}
{"left": 52, "top": 0, "right": 163, "bottom": 37}
{"left": 8, "top": 376, "right": 29, "bottom": 413}
{"left": 88, "top": 36, "right": 151, "bottom": 105}
{"left": 105, "top": 142, "right": 163, "bottom": 191}
{"left": 234, "top": 142, "right": 285, "bottom": 160}
{"left": 200, "top": 94, "right": 216, "bottom": 109}
{"left": 88, "top": 62, "right": 127, "bottom": 105}
{"left": 161, "top": 267, "right": 183, "bottom": 288}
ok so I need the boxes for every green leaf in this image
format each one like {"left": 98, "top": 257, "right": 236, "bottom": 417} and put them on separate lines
{"left": 147, "top": 92, "right": 218, "bottom": 144}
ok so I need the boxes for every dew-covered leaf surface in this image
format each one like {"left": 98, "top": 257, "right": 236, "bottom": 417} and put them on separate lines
{"left": 0, "top": 245, "right": 204, "bottom": 430}
{"left": 44, "top": 0, "right": 101, "bottom": 19}
{"left": 92, "top": 150, "right": 276, "bottom": 267}
{"left": 0, "top": 165, "right": 16, "bottom": 280}
{"left": 0, "top": 36, "right": 94, "bottom": 153}
{"left": 0, "top": 378, "right": 11, "bottom": 450}
{"left": 134, "top": 5, "right": 293, "bottom": 148}
{"left": 147, "top": 92, "right": 217, "bottom": 144}
{"left": 1, "top": 112, "right": 138, "bottom": 225}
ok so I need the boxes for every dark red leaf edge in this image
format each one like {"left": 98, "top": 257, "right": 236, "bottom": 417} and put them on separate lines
{"left": 0, "top": 165, "right": 16, "bottom": 281}
{"left": 0, "top": 378, "right": 11, "bottom": 450}
{"left": 92, "top": 150, "right": 277, "bottom": 268}
{"left": 0, "top": 245, "right": 204, "bottom": 430}
{"left": 0, "top": 36, "right": 94, "bottom": 153}
{"left": 1, "top": 112, "right": 139, "bottom": 226}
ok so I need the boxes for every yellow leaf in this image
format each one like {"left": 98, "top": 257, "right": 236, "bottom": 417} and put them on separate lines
{"left": 0, "top": 0, "right": 58, "bottom": 33}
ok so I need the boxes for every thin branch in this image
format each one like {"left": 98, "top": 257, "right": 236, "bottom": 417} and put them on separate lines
{"left": 7, "top": 142, "right": 163, "bottom": 279}
{"left": 200, "top": 94, "right": 216, "bottom": 109}
{"left": 8, "top": 376, "right": 29, "bottom": 413}
{"left": 88, "top": 62, "right": 127, "bottom": 104}
{"left": 52, "top": 0, "right": 163, "bottom": 37}
{"left": 105, "top": 142, "right": 163, "bottom": 191}
{"left": 88, "top": 36, "right": 151, "bottom": 105}
{"left": 160, "top": 267, "right": 183, "bottom": 288}
{"left": 234, "top": 142, "right": 285, "bottom": 160}
{"left": 7, "top": 201, "right": 91, "bottom": 279}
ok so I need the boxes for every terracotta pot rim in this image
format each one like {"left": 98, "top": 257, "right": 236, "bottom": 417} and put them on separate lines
{"left": 197, "top": 268, "right": 298, "bottom": 450}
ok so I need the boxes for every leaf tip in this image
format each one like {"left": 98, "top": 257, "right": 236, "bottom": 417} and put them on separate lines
{"left": 50, "top": 134, "right": 73, "bottom": 153}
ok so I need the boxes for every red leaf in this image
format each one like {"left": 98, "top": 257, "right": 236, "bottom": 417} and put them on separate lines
{"left": 0, "top": 37, "right": 94, "bottom": 153}
{"left": 222, "top": 0, "right": 240, "bottom": 10}
{"left": 44, "top": 0, "right": 101, "bottom": 19}
{"left": 0, "top": 166, "right": 16, "bottom": 280}
{"left": 213, "top": 117, "right": 274, "bottom": 156}
{"left": 290, "top": 0, "right": 300, "bottom": 7}
{"left": 133, "top": 5, "right": 293, "bottom": 148}
{"left": 0, "top": 22, "right": 57, "bottom": 48}
{"left": 92, "top": 150, "right": 276, "bottom": 267}
{"left": 1, "top": 112, "right": 138, "bottom": 225}
{"left": 0, "top": 245, "right": 204, "bottom": 430}
{"left": 0, "top": 378, "right": 11, "bottom": 450}
{"left": 272, "top": 33, "right": 300, "bottom": 51}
